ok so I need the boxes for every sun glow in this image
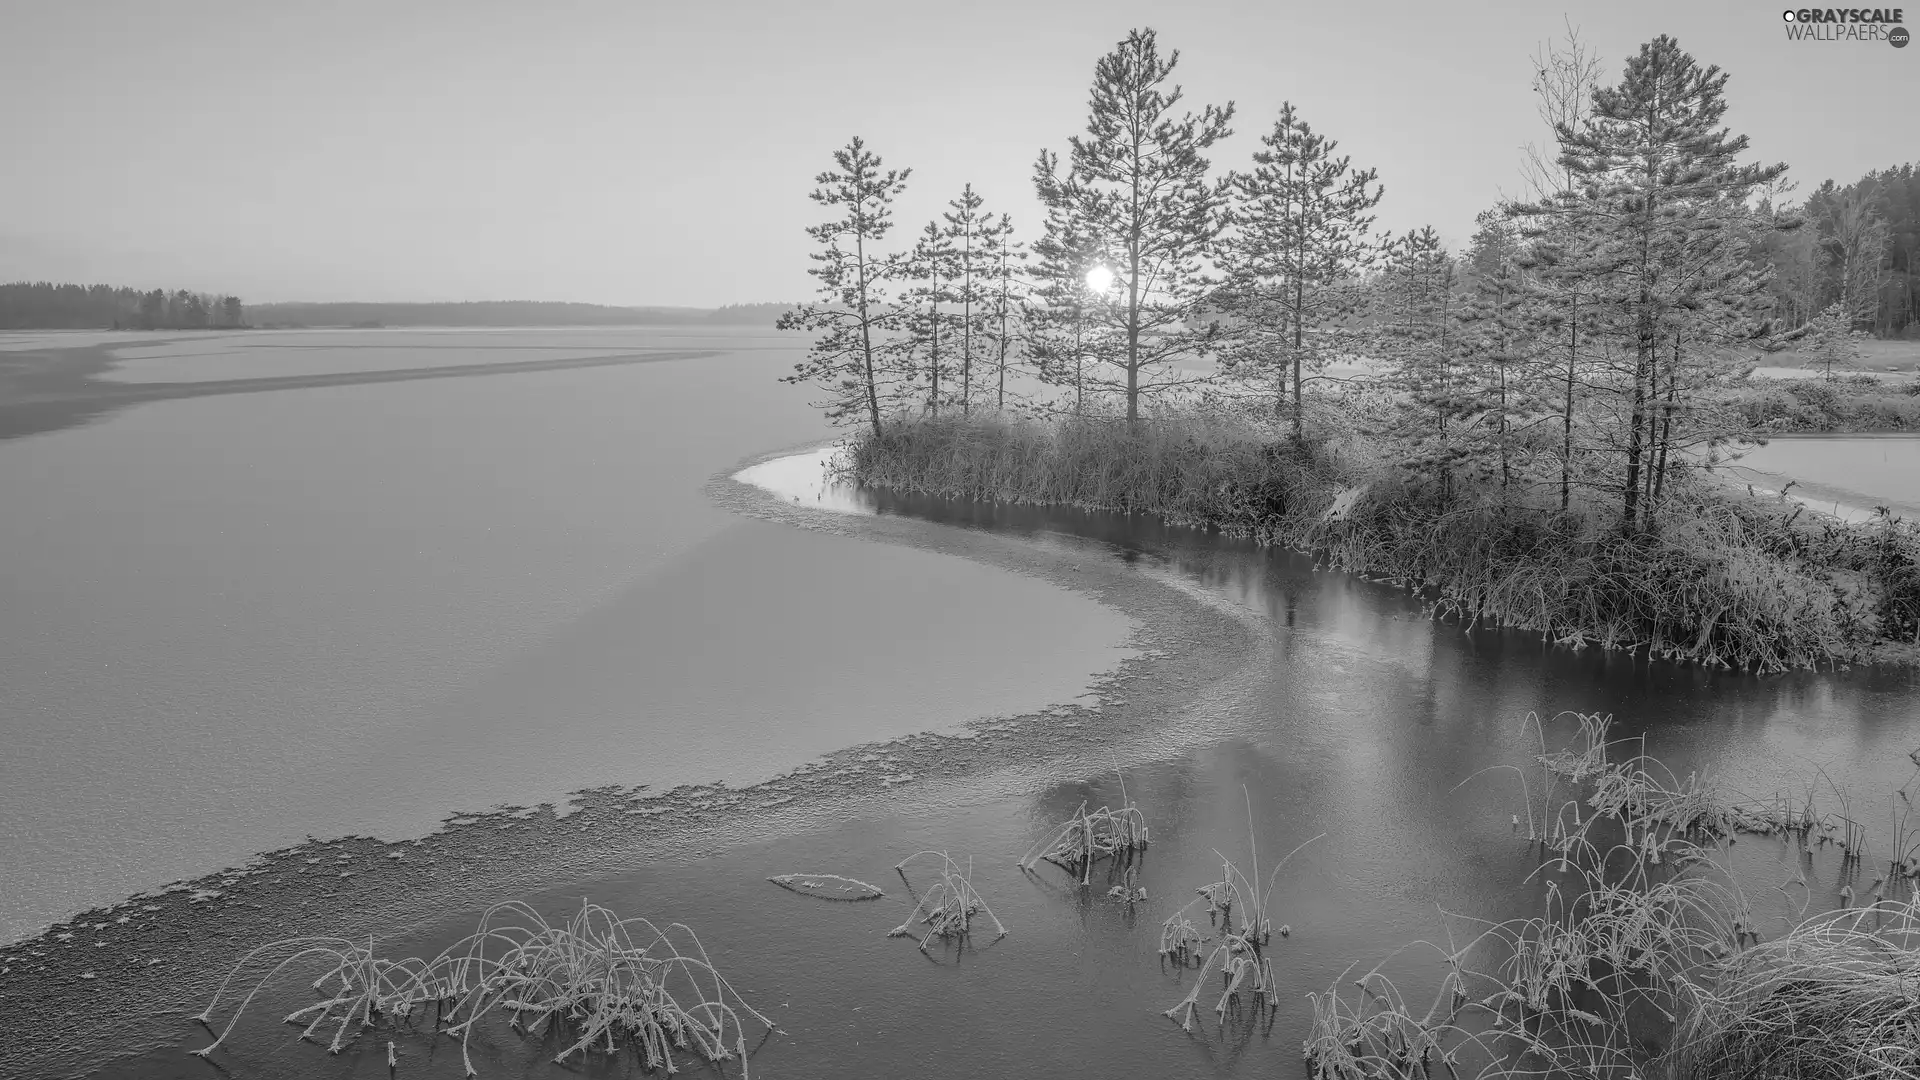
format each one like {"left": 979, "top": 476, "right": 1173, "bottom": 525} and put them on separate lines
{"left": 1084, "top": 265, "right": 1115, "bottom": 293}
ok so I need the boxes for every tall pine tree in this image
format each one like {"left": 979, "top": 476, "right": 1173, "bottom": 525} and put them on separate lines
{"left": 1555, "top": 35, "right": 1787, "bottom": 532}
{"left": 905, "top": 218, "right": 956, "bottom": 416}
{"left": 778, "top": 137, "right": 912, "bottom": 437}
{"left": 980, "top": 211, "right": 1028, "bottom": 412}
{"left": 1220, "top": 101, "right": 1383, "bottom": 439}
{"left": 1028, "top": 153, "right": 1112, "bottom": 415}
{"left": 1376, "top": 228, "right": 1469, "bottom": 502}
{"left": 1512, "top": 26, "right": 1606, "bottom": 511}
{"left": 1454, "top": 210, "right": 1537, "bottom": 495}
{"left": 1042, "top": 27, "right": 1235, "bottom": 424}
{"left": 941, "top": 184, "right": 994, "bottom": 417}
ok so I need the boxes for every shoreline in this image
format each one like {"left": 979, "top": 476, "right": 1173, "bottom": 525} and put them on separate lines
{"left": 0, "top": 445, "right": 1273, "bottom": 1079}
{"left": 842, "top": 414, "right": 1920, "bottom": 672}
{"left": 0, "top": 337, "right": 725, "bottom": 442}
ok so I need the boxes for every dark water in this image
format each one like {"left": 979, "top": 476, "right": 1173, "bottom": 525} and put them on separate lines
{"left": 107, "top": 471, "right": 1920, "bottom": 1080}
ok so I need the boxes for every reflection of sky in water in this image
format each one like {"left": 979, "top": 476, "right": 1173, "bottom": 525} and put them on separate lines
{"left": 734, "top": 445, "right": 877, "bottom": 515}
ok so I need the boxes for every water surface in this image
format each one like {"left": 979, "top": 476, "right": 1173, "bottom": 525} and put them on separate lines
{"left": 0, "top": 330, "right": 1137, "bottom": 944}
{"left": 100, "top": 467, "right": 1920, "bottom": 1080}
{"left": 1718, "top": 433, "right": 1920, "bottom": 521}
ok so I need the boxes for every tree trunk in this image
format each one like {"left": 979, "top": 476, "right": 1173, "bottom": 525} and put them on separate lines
{"left": 996, "top": 245, "right": 1009, "bottom": 411}
{"left": 961, "top": 234, "right": 973, "bottom": 418}
{"left": 1126, "top": 150, "right": 1143, "bottom": 427}
{"left": 928, "top": 286, "right": 942, "bottom": 419}
{"left": 1623, "top": 309, "right": 1652, "bottom": 535}
{"left": 856, "top": 230, "right": 883, "bottom": 438}
{"left": 1275, "top": 345, "right": 1286, "bottom": 420}
{"left": 1125, "top": 260, "right": 1141, "bottom": 425}
{"left": 1653, "top": 330, "right": 1679, "bottom": 505}
{"left": 1074, "top": 305, "right": 1085, "bottom": 417}
{"left": 1290, "top": 276, "right": 1305, "bottom": 442}
{"left": 1561, "top": 294, "right": 1577, "bottom": 513}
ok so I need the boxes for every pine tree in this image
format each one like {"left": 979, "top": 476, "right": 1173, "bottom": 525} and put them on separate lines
{"left": 1377, "top": 227, "right": 1468, "bottom": 502}
{"left": 1799, "top": 300, "right": 1867, "bottom": 381}
{"left": 940, "top": 185, "right": 995, "bottom": 417}
{"left": 1219, "top": 101, "right": 1382, "bottom": 439}
{"left": 905, "top": 218, "right": 956, "bottom": 416}
{"left": 1512, "top": 25, "right": 1606, "bottom": 512}
{"left": 1454, "top": 210, "right": 1537, "bottom": 494}
{"left": 1043, "top": 27, "right": 1235, "bottom": 424}
{"left": 980, "top": 212, "right": 1028, "bottom": 412}
{"left": 1028, "top": 153, "right": 1111, "bottom": 415}
{"left": 777, "top": 137, "right": 913, "bottom": 437}
{"left": 1554, "top": 35, "right": 1788, "bottom": 532}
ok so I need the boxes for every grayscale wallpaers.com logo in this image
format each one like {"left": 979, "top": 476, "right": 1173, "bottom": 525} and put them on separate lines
{"left": 1782, "top": 7, "right": 1909, "bottom": 45}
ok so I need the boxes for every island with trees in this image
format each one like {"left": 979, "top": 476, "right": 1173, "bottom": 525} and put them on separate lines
{"left": 780, "top": 27, "right": 1920, "bottom": 675}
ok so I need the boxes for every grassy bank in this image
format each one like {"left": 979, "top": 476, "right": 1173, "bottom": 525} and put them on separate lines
{"left": 846, "top": 412, "right": 1920, "bottom": 672}
{"left": 1729, "top": 375, "right": 1920, "bottom": 433}
{"left": 1310, "top": 712, "right": 1920, "bottom": 1080}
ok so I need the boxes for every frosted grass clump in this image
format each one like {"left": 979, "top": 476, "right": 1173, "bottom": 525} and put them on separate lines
{"left": 1159, "top": 788, "right": 1322, "bottom": 1033}
{"left": 191, "top": 899, "right": 771, "bottom": 1078}
{"left": 1018, "top": 771, "right": 1151, "bottom": 885}
{"left": 889, "top": 851, "right": 1008, "bottom": 952}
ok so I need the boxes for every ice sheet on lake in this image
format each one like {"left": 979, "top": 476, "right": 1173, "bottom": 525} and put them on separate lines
{"left": 733, "top": 445, "right": 876, "bottom": 515}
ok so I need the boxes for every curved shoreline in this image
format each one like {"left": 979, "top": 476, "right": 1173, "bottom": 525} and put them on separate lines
{"left": 0, "top": 444, "right": 1274, "bottom": 1079}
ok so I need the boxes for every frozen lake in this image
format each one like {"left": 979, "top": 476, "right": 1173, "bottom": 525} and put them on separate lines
{"left": 0, "top": 328, "right": 1137, "bottom": 944}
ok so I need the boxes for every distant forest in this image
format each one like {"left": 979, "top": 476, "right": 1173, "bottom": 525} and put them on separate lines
{"left": 1757, "top": 162, "right": 1920, "bottom": 337}
{"left": 0, "top": 283, "right": 244, "bottom": 330}
{"left": 0, "top": 289, "right": 798, "bottom": 330}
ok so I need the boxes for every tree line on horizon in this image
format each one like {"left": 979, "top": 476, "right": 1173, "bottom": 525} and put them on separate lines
{"left": 0, "top": 282, "right": 244, "bottom": 330}
{"left": 0, "top": 289, "right": 800, "bottom": 330}
{"left": 780, "top": 26, "right": 1915, "bottom": 533}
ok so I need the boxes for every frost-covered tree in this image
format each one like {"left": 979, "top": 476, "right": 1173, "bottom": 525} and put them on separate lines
{"left": 1511, "top": 24, "right": 1606, "bottom": 511}
{"left": 1454, "top": 211, "right": 1538, "bottom": 494}
{"left": 904, "top": 218, "right": 956, "bottom": 416}
{"left": 939, "top": 185, "right": 996, "bottom": 417}
{"left": 1554, "top": 35, "right": 1787, "bottom": 532}
{"left": 1377, "top": 227, "right": 1468, "bottom": 501}
{"left": 778, "top": 137, "right": 912, "bottom": 436}
{"left": 1027, "top": 154, "right": 1113, "bottom": 415}
{"left": 980, "top": 211, "right": 1028, "bottom": 412}
{"left": 1799, "top": 300, "right": 1868, "bottom": 382}
{"left": 1219, "top": 101, "right": 1382, "bottom": 438}
{"left": 1042, "top": 27, "right": 1235, "bottom": 424}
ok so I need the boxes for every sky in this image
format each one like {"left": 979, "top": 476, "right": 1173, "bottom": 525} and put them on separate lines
{"left": 0, "top": 0, "right": 1910, "bottom": 308}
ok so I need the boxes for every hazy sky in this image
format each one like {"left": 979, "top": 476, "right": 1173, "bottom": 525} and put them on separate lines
{"left": 1, "top": 1, "right": 1909, "bottom": 307}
